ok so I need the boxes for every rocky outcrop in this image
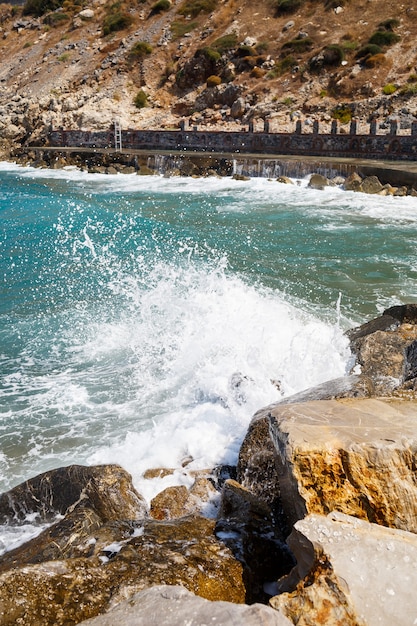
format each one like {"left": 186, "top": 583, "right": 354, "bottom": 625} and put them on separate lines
{"left": 78, "top": 585, "right": 293, "bottom": 626}
{"left": 0, "top": 514, "right": 245, "bottom": 624}
{"left": 271, "top": 512, "right": 417, "bottom": 626}
{"left": 0, "top": 465, "right": 147, "bottom": 524}
{"left": 268, "top": 397, "right": 417, "bottom": 531}
{"left": 215, "top": 479, "right": 294, "bottom": 603}
{"left": 0, "top": 464, "right": 147, "bottom": 524}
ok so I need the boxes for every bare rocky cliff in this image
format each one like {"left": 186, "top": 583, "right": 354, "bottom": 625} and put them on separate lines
{"left": 0, "top": 0, "right": 417, "bottom": 156}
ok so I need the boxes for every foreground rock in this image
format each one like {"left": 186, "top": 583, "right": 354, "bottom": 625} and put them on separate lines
{"left": 0, "top": 515, "right": 245, "bottom": 625}
{"left": 271, "top": 512, "right": 417, "bottom": 626}
{"left": 78, "top": 585, "right": 293, "bottom": 626}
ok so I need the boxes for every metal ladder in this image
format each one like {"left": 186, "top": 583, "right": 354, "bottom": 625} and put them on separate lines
{"left": 114, "top": 119, "right": 122, "bottom": 152}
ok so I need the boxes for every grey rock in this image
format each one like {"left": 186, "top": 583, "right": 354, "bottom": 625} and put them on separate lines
{"left": 78, "top": 585, "right": 293, "bottom": 626}
{"left": 272, "top": 512, "right": 417, "bottom": 626}
{"left": 308, "top": 173, "right": 329, "bottom": 189}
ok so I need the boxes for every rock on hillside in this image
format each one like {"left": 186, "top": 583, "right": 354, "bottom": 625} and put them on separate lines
{"left": 1, "top": 0, "right": 417, "bottom": 154}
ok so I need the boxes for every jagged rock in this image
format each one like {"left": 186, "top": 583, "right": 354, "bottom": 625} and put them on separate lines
{"left": 150, "top": 485, "right": 190, "bottom": 519}
{"left": 271, "top": 512, "right": 417, "bottom": 626}
{"left": 231, "top": 97, "right": 246, "bottom": 119}
{"left": 268, "top": 398, "right": 417, "bottom": 531}
{"left": 0, "top": 515, "right": 245, "bottom": 625}
{"left": 215, "top": 479, "right": 294, "bottom": 603}
{"left": 78, "top": 585, "right": 293, "bottom": 626}
{"left": 237, "top": 374, "right": 375, "bottom": 534}
{"left": 347, "top": 304, "right": 417, "bottom": 392}
{"left": 308, "top": 173, "right": 329, "bottom": 189}
{"left": 361, "top": 175, "right": 384, "bottom": 194}
{"left": 344, "top": 171, "right": 363, "bottom": 191}
{"left": 0, "top": 464, "right": 147, "bottom": 524}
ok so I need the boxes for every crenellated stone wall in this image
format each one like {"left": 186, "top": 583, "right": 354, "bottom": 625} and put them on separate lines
{"left": 48, "top": 119, "right": 417, "bottom": 161}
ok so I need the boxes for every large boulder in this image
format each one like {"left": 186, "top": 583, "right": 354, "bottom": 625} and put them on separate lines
{"left": 0, "top": 464, "right": 147, "bottom": 524}
{"left": 0, "top": 515, "right": 245, "bottom": 625}
{"left": 268, "top": 398, "right": 417, "bottom": 532}
{"left": 271, "top": 512, "right": 417, "bottom": 626}
{"left": 347, "top": 304, "right": 417, "bottom": 393}
{"left": 78, "top": 585, "right": 293, "bottom": 626}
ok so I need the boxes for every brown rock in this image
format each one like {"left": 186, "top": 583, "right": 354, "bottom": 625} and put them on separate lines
{"left": 0, "top": 515, "right": 245, "bottom": 625}
{"left": 344, "top": 172, "right": 363, "bottom": 191}
{"left": 361, "top": 175, "right": 384, "bottom": 194}
{"left": 268, "top": 398, "right": 417, "bottom": 532}
{"left": 150, "top": 485, "right": 190, "bottom": 519}
{"left": 0, "top": 464, "right": 147, "bottom": 525}
{"left": 308, "top": 173, "right": 329, "bottom": 189}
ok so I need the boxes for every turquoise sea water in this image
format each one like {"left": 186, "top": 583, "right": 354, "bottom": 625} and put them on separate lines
{"left": 1, "top": 162, "right": 417, "bottom": 546}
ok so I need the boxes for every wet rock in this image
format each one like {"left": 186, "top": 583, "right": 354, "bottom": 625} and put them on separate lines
{"left": 150, "top": 485, "right": 190, "bottom": 520}
{"left": 0, "top": 464, "right": 147, "bottom": 524}
{"left": 268, "top": 398, "right": 417, "bottom": 531}
{"left": 216, "top": 479, "right": 294, "bottom": 603}
{"left": 271, "top": 512, "right": 417, "bottom": 626}
{"left": 347, "top": 305, "right": 417, "bottom": 392}
{"left": 308, "top": 173, "right": 330, "bottom": 189}
{"left": 344, "top": 171, "right": 363, "bottom": 191}
{"left": 237, "top": 374, "right": 375, "bottom": 535}
{"left": 0, "top": 515, "right": 245, "bottom": 625}
{"left": 361, "top": 175, "right": 384, "bottom": 194}
{"left": 78, "top": 585, "right": 293, "bottom": 626}
{"left": 277, "top": 175, "right": 294, "bottom": 184}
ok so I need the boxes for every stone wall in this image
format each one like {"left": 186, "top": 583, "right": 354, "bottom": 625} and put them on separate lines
{"left": 48, "top": 120, "right": 417, "bottom": 161}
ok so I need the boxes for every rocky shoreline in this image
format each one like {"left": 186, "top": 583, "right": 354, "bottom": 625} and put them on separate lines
{"left": 1, "top": 304, "right": 417, "bottom": 625}
{"left": 8, "top": 146, "right": 417, "bottom": 196}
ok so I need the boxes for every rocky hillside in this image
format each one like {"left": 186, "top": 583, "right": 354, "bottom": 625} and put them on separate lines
{"left": 1, "top": 0, "right": 417, "bottom": 154}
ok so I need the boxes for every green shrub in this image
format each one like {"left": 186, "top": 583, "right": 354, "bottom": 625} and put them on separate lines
{"left": 43, "top": 11, "right": 70, "bottom": 25}
{"left": 23, "top": 0, "right": 63, "bottom": 16}
{"left": 332, "top": 105, "right": 353, "bottom": 124}
{"left": 210, "top": 33, "right": 238, "bottom": 53}
{"left": 266, "top": 55, "right": 297, "bottom": 78}
{"left": 103, "top": 10, "right": 133, "bottom": 35}
{"left": 282, "top": 37, "right": 313, "bottom": 52}
{"left": 356, "top": 43, "right": 382, "bottom": 59}
{"left": 378, "top": 18, "right": 400, "bottom": 31}
{"left": 275, "top": 0, "right": 303, "bottom": 14}
{"left": 236, "top": 44, "right": 257, "bottom": 57}
{"left": 57, "top": 52, "right": 70, "bottom": 62}
{"left": 197, "top": 46, "right": 221, "bottom": 62}
{"left": 368, "top": 30, "right": 400, "bottom": 47}
{"left": 170, "top": 19, "right": 196, "bottom": 39}
{"left": 382, "top": 83, "right": 397, "bottom": 95}
{"left": 128, "top": 40, "right": 153, "bottom": 61}
{"left": 206, "top": 74, "right": 221, "bottom": 87}
{"left": 400, "top": 82, "right": 417, "bottom": 95}
{"left": 178, "top": 0, "right": 217, "bottom": 18}
{"left": 150, "top": 0, "right": 170, "bottom": 14}
{"left": 134, "top": 89, "right": 148, "bottom": 108}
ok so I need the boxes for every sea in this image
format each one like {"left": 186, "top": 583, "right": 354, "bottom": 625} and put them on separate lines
{"left": 1, "top": 160, "right": 417, "bottom": 553}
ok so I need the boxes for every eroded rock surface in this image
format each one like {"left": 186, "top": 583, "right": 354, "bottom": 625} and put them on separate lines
{"left": 268, "top": 398, "right": 417, "bottom": 531}
{"left": 0, "top": 515, "right": 245, "bottom": 625}
{"left": 271, "top": 512, "right": 417, "bottom": 626}
{"left": 0, "top": 464, "right": 147, "bottom": 524}
{"left": 78, "top": 585, "right": 293, "bottom": 626}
